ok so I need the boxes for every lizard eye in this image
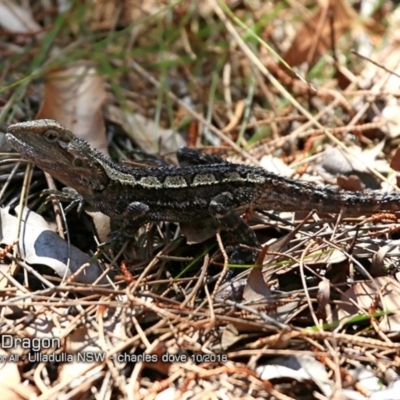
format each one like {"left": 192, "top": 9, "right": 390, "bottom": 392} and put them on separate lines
{"left": 73, "top": 158, "right": 84, "bottom": 167}
{"left": 43, "top": 129, "right": 59, "bottom": 142}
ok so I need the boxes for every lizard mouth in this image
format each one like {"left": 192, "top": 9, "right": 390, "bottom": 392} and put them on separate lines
{"left": 6, "top": 133, "right": 37, "bottom": 159}
{"left": 6, "top": 133, "right": 70, "bottom": 170}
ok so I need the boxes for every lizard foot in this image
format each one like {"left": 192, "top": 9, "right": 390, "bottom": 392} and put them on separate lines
{"left": 42, "top": 187, "right": 87, "bottom": 213}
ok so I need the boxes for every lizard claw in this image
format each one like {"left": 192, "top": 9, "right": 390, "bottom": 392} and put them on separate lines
{"left": 42, "top": 188, "right": 87, "bottom": 213}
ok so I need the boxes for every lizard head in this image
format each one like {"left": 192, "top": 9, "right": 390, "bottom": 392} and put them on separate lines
{"left": 7, "top": 119, "right": 110, "bottom": 193}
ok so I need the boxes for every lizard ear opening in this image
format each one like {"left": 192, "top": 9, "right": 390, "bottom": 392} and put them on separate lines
{"left": 79, "top": 173, "right": 106, "bottom": 191}
{"left": 43, "top": 129, "right": 59, "bottom": 142}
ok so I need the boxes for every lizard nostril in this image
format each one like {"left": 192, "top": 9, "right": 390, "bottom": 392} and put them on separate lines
{"left": 80, "top": 175, "right": 91, "bottom": 187}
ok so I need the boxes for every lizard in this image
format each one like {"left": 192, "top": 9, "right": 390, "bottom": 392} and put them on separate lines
{"left": 6, "top": 119, "right": 400, "bottom": 263}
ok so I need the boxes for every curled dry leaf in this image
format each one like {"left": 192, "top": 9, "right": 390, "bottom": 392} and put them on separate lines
{"left": 215, "top": 231, "right": 299, "bottom": 303}
{"left": 370, "top": 244, "right": 397, "bottom": 276}
{"left": 0, "top": 206, "right": 109, "bottom": 285}
{"left": 283, "top": 0, "right": 357, "bottom": 67}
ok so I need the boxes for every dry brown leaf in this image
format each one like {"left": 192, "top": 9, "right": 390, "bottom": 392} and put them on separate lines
{"left": 243, "top": 267, "right": 272, "bottom": 301}
{"left": 283, "top": 0, "right": 357, "bottom": 67}
{"left": 36, "top": 64, "right": 108, "bottom": 155}
{"left": 33, "top": 64, "right": 110, "bottom": 248}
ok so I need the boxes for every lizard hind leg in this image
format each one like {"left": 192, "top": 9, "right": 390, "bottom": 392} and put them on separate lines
{"left": 209, "top": 192, "right": 260, "bottom": 265}
{"left": 108, "top": 201, "right": 151, "bottom": 242}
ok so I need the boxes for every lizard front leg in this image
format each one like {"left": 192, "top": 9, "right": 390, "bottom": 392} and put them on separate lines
{"left": 43, "top": 187, "right": 87, "bottom": 213}
{"left": 209, "top": 192, "right": 260, "bottom": 264}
